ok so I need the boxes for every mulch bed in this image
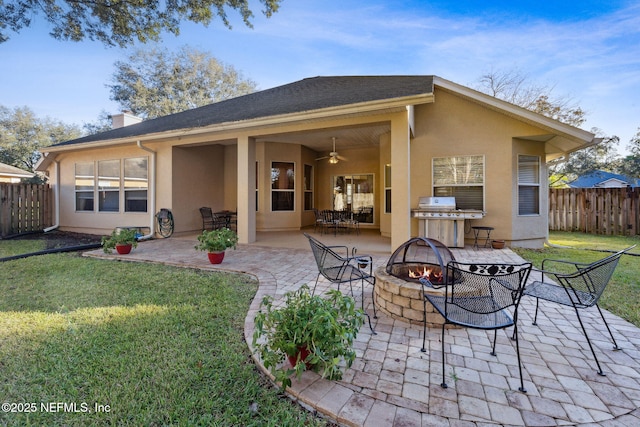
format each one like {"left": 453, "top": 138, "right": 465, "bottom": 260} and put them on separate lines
{"left": 6, "top": 230, "right": 103, "bottom": 249}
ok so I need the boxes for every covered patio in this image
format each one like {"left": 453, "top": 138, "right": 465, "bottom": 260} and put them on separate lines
{"left": 85, "top": 231, "right": 640, "bottom": 426}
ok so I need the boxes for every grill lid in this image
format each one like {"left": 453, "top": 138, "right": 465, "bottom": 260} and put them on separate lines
{"left": 418, "top": 197, "right": 456, "bottom": 210}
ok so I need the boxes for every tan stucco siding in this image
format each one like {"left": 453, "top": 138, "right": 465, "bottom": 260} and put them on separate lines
{"left": 258, "top": 142, "right": 302, "bottom": 231}
{"left": 52, "top": 145, "right": 155, "bottom": 235}
{"left": 172, "top": 144, "right": 226, "bottom": 233}
{"left": 408, "top": 88, "right": 551, "bottom": 246}
{"left": 511, "top": 138, "right": 548, "bottom": 247}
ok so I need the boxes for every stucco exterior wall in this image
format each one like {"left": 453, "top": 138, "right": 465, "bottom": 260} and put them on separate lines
{"left": 52, "top": 144, "right": 156, "bottom": 235}
{"left": 258, "top": 142, "right": 302, "bottom": 231}
{"left": 409, "top": 88, "right": 549, "bottom": 246}
{"left": 172, "top": 144, "right": 226, "bottom": 234}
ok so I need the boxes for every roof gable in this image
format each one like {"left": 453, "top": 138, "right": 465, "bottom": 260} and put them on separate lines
{"left": 569, "top": 170, "right": 639, "bottom": 188}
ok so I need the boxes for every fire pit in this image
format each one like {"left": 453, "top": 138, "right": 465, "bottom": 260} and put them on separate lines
{"left": 375, "top": 237, "right": 455, "bottom": 326}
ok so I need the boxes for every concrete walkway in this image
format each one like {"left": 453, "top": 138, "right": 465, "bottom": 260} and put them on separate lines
{"left": 85, "top": 232, "right": 640, "bottom": 426}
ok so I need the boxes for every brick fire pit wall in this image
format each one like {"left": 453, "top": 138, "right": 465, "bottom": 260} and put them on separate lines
{"left": 374, "top": 266, "right": 445, "bottom": 327}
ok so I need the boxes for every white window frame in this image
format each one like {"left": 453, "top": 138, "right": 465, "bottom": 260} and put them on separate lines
{"left": 518, "top": 154, "right": 540, "bottom": 216}
{"left": 384, "top": 164, "right": 391, "bottom": 214}
{"left": 432, "top": 155, "right": 485, "bottom": 210}
{"left": 270, "top": 161, "right": 295, "bottom": 212}
{"left": 74, "top": 162, "right": 95, "bottom": 212}
{"left": 75, "top": 157, "right": 149, "bottom": 213}
{"left": 123, "top": 157, "right": 148, "bottom": 213}
{"left": 303, "top": 164, "right": 314, "bottom": 211}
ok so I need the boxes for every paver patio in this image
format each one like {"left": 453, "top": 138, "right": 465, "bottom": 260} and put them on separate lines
{"left": 86, "top": 231, "right": 640, "bottom": 426}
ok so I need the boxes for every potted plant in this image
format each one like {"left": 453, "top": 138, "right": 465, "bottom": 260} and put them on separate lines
{"left": 252, "top": 285, "right": 365, "bottom": 389}
{"left": 101, "top": 228, "right": 138, "bottom": 254}
{"left": 194, "top": 228, "right": 239, "bottom": 264}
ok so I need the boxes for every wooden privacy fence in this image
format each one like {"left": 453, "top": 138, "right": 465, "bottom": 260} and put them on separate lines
{"left": 0, "top": 183, "right": 52, "bottom": 237}
{"left": 549, "top": 187, "right": 640, "bottom": 236}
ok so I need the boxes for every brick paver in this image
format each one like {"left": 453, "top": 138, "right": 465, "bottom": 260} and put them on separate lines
{"left": 86, "top": 231, "right": 640, "bottom": 426}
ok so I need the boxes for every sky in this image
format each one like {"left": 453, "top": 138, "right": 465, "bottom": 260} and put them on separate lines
{"left": 1, "top": 0, "right": 639, "bottom": 152}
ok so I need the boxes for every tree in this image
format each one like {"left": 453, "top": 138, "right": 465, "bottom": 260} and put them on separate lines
{"left": 0, "top": 105, "right": 81, "bottom": 172}
{"left": 475, "top": 68, "right": 586, "bottom": 127}
{"left": 108, "top": 45, "right": 257, "bottom": 119}
{"left": 617, "top": 127, "right": 640, "bottom": 178}
{"left": 0, "top": 0, "right": 281, "bottom": 46}
{"left": 82, "top": 110, "right": 114, "bottom": 135}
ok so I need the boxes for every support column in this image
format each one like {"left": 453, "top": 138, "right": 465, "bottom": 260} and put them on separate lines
{"left": 237, "top": 136, "right": 256, "bottom": 244}
{"left": 390, "top": 110, "right": 411, "bottom": 250}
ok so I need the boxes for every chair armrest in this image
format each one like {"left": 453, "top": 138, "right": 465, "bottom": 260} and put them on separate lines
{"left": 541, "top": 258, "right": 584, "bottom": 272}
{"left": 325, "top": 245, "right": 350, "bottom": 258}
{"left": 349, "top": 254, "right": 373, "bottom": 275}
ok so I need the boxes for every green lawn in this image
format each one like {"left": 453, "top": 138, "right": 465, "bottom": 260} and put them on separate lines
{"left": 0, "top": 251, "right": 329, "bottom": 426}
{"left": 512, "top": 231, "right": 640, "bottom": 327}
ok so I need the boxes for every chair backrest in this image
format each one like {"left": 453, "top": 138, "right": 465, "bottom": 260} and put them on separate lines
{"left": 445, "top": 262, "right": 532, "bottom": 315}
{"left": 200, "top": 207, "right": 213, "bottom": 220}
{"left": 304, "top": 233, "right": 348, "bottom": 282}
{"left": 558, "top": 245, "right": 635, "bottom": 307}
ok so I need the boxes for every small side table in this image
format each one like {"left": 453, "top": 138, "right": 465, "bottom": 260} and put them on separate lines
{"left": 472, "top": 226, "right": 494, "bottom": 250}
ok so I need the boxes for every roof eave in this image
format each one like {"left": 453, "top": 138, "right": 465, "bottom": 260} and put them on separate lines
{"left": 43, "top": 93, "right": 435, "bottom": 154}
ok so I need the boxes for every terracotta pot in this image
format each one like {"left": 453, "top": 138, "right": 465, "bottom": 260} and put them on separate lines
{"left": 115, "top": 243, "right": 132, "bottom": 254}
{"left": 287, "top": 346, "right": 313, "bottom": 369}
{"left": 491, "top": 240, "right": 505, "bottom": 249}
{"left": 207, "top": 251, "right": 225, "bottom": 264}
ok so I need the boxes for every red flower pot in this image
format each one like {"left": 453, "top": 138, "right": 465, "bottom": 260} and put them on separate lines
{"left": 207, "top": 251, "right": 225, "bottom": 264}
{"left": 115, "top": 243, "right": 132, "bottom": 254}
{"left": 287, "top": 346, "right": 313, "bottom": 369}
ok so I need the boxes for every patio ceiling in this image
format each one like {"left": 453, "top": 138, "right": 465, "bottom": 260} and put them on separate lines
{"left": 254, "top": 122, "right": 391, "bottom": 153}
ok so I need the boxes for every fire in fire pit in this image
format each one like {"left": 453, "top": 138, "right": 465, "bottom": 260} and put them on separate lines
{"left": 385, "top": 237, "right": 455, "bottom": 286}
{"left": 408, "top": 265, "right": 443, "bottom": 282}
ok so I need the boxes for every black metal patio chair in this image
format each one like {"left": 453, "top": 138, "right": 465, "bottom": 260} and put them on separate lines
{"left": 304, "top": 233, "right": 377, "bottom": 333}
{"left": 199, "top": 207, "right": 227, "bottom": 231}
{"left": 421, "top": 261, "right": 532, "bottom": 392}
{"left": 523, "top": 245, "right": 636, "bottom": 376}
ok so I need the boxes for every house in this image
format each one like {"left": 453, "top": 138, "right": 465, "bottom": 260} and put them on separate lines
{"left": 568, "top": 170, "right": 639, "bottom": 188}
{"left": 36, "top": 76, "right": 597, "bottom": 250}
{"left": 0, "top": 162, "right": 34, "bottom": 183}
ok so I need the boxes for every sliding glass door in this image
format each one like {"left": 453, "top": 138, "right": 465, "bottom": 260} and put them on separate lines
{"left": 332, "top": 174, "right": 374, "bottom": 224}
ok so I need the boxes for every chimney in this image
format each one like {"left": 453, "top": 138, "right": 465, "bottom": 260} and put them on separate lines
{"left": 111, "top": 111, "right": 143, "bottom": 129}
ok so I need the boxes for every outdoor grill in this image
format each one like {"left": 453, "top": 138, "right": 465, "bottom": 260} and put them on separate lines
{"left": 411, "top": 197, "right": 484, "bottom": 247}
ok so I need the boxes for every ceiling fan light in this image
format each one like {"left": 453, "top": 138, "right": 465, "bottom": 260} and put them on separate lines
{"left": 328, "top": 156, "right": 339, "bottom": 164}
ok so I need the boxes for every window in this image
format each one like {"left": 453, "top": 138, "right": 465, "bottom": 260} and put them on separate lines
{"left": 433, "top": 155, "right": 484, "bottom": 210}
{"left": 332, "top": 174, "right": 374, "bottom": 223}
{"left": 518, "top": 155, "right": 540, "bottom": 215}
{"left": 124, "top": 157, "right": 148, "bottom": 212}
{"left": 384, "top": 164, "right": 391, "bottom": 214}
{"left": 304, "top": 164, "right": 313, "bottom": 211}
{"left": 271, "top": 162, "right": 294, "bottom": 211}
{"left": 255, "top": 161, "right": 259, "bottom": 211}
{"left": 98, "top": 160, "right": 120, "bottom": 212}
{"left": 76, "top": 157, "right": 148, "bottom": 213}
{"left": 75, "top": 162, "right": 94, "bottom": 211}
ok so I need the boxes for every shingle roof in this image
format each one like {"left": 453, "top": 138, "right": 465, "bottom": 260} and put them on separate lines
{"left": 0, "top": 162, "right": 34, "bottom": 177}
{"left": 54, "top": 75, "right": 435, "bottom": 147}
{"left": 569, "top": 170, "right": 640, "bottom": 188}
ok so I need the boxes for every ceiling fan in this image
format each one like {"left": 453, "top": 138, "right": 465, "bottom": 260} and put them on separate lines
{"left": 316, "top": 137, "right": 347, "bottom": 164}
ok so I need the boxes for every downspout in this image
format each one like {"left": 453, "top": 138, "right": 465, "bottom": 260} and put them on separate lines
{"left": 137, "top": 140, "right": 156, "bottom": 240}
{"left": 44, "top": 159, "right": 60, "bottom": 232}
